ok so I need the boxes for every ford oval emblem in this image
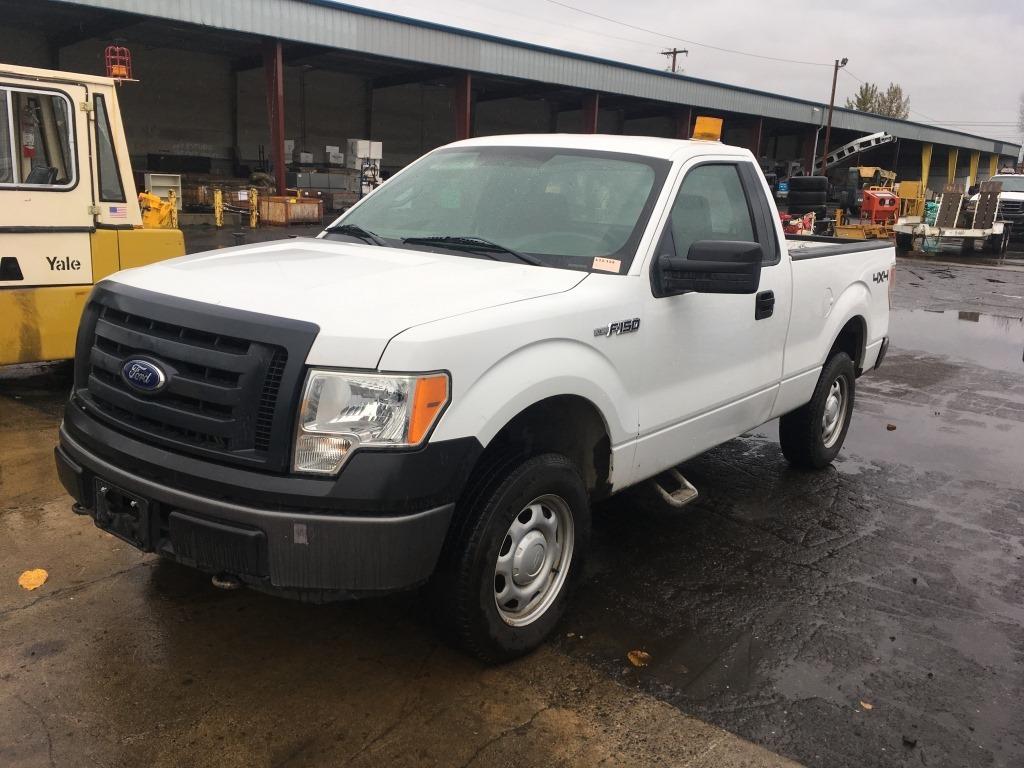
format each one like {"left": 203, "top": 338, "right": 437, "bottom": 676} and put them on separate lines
{"left": 121, "top": 358, "right": 167, "bottom": 393}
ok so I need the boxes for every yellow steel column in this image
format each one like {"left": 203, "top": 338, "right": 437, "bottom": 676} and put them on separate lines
{"left": 988, "top": 154, "right": 999, "bottom": 179}
{"left": 947, "top": 148, "right": 958, "bottom": 185}
{"left": 920, "top": 143, "right": 932, "bottom": 189}
{"left": 249, "top": 187, "right": 259, "bottom": 229}
{"left": 968, "top": 151, "right": 980, "bottom": 186}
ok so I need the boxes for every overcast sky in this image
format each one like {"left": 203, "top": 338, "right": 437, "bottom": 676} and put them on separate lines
{"left": 339, "top": 0, "right": 1023, "bottom": 145}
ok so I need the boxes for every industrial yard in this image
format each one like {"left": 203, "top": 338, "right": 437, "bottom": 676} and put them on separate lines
{"left": 2, "top": 2, "right": 1023, "bottom": 768}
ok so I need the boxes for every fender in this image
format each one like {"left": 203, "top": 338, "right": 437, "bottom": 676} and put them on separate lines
{"left": 427, "top": 338, "right": 635, "bottom": 487}
{"left": 822, "top": 280, "right": 871, "bottom": 366}
{"left": 772, "top": 280, "right": 872, "bottom": 419}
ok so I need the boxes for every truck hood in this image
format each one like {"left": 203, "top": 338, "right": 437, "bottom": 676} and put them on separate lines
{"left": 108, "top": 238, "right": 587, "bottom": 368}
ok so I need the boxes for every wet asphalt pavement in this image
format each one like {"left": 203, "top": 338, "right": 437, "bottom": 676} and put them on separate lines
{"left": 564, "top": 259, "right": 1024, "bottom": 766}
{"left": 2, "top": 246, "right": 1023, "bottom": 767}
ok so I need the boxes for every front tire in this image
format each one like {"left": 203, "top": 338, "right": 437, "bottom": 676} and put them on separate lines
{"left": 433, "top": 453, "right": 590, "bottom": 663}
{"left": 779, "top": 351, "right": 856, "bottom": 469}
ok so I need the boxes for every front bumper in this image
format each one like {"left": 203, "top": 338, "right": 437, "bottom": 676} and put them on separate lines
{"left": 57, "top": 405, "right": 481, "bottom": 599}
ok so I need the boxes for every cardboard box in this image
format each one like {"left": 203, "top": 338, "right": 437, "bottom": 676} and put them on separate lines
{"left": 347, "top": 138, "right": 370, "bottom": 159}
{"left": 298, "top": 152, "right": 314, "bottom": 165}
{"left": 346, "top": 139, "right": 383, "bottom": 161}
{"left": 328, "top": 151, "right": 345, "bottom": 166}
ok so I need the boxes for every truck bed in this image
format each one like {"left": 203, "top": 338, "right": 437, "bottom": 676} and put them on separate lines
{"left": 785, "top": 234, "right": 894, "bottom": 259}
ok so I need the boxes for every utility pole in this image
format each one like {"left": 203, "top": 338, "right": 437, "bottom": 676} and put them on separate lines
{"left": 820, "top": 57, "right": 848, "bottom": 174}
{"left": 661, "top": 47, "right": 688, "bottom": 73}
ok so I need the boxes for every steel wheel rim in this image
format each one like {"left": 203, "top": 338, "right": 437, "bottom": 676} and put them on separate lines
{"left": 822, "top": 376, "right": 848, "bottom": 448}
{"left": 494, "top": 493, "right": 574, "bottom": 627}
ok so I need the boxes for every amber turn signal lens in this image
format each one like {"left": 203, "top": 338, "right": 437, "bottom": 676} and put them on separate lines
{"left": 409, "top": 374, "right": 449, "bottom": 444}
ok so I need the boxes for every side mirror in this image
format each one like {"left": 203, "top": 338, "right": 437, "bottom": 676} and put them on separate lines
{"left": 657, "top": 240, "right": 763, "bottom": 296}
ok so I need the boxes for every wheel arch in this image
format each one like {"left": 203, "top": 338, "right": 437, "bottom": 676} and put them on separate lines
{"left": 473, "top": 394, "right": 613, "bottom": 500}
{"left": 828, "top": 313, "right": 867, "bottom": 373}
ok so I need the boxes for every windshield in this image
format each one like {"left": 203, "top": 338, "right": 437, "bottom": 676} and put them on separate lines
{"left": 326, "top": 146, "right": 670, "bottom": 273}
{"left": 994, "top": 176, "right": 1024, "bottom": 193}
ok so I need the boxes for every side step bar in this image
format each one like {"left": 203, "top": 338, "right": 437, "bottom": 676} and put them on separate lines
{"left": 651, "top": 469, "right": 699, "bottom": 508}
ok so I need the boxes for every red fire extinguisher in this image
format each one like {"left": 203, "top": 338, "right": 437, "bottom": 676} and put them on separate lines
{"left": 21, "top": 100, "right": 37, "bottom": 159}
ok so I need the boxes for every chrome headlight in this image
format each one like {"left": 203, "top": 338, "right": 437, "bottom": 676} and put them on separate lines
{"left": 293, "top": 369, "right": 450, "bottom": 475}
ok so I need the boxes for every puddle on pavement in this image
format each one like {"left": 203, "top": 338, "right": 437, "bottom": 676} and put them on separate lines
{"left": 891, "top": 308, "right": 1024, "bottom": 372}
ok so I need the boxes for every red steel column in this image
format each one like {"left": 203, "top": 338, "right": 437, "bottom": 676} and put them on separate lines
{"left": 751, "top": 117, "right": 763, "bottom": 157}
{"left": 582, "top": 92, "right": 599, "bottom": 133}
{"left": 263, "top": 39, "right": 286, "bottom": 195}
{"left": 454, "top": 72, "right": 472, "bottom": 141}
{"left": 674, "top": 107, "right": 692, "bottom": 139}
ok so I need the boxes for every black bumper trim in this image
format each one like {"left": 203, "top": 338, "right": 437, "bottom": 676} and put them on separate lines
{"left": 57, "top": 432, "right": 456, "bottom": 595}
{"left": 63, "top": 402, "right": 482, "bottom": 515}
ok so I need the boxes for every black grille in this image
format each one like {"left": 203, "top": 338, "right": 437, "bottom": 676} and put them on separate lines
{"left": 255, "top": 348, "right": 287, "bottom": 452}
{"left": 998, "top": 200, "right": 1023, "bottom": 216}
{"left": 75, "top": 283, "right": 318, "bottom": 472}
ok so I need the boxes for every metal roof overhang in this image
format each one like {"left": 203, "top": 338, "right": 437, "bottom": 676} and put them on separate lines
{"left": 48, "top": 0, "right": 1020, "bottom": 157}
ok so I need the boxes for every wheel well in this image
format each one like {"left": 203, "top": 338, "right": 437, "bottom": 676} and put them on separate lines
{"left": 475, "top": 395, "right": 612, "bottom": 499}
{"left": 830, "top": 315, "right": 866, "bottom": 373}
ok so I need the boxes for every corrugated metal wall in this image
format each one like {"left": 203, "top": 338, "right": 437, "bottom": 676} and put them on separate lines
{"left": 53, "top": 0, "right": 1020, "bottom": 156}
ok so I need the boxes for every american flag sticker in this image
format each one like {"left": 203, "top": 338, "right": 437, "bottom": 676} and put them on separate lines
{"left": 109, "top": 205, "right": 127, "bottom": 218}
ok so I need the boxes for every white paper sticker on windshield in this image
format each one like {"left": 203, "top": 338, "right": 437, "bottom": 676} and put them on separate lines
{"left": 592, "top": 257, "right": 621, "bottom": 273}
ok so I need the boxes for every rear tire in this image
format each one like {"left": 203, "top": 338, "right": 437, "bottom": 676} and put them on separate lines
{"left": 779, "top": 352, "right": 856, "bottom": 470}
{"left": 895, "top": 233, "right": 913, "bottom": 251}
{"left": 432, "top": 453, "right": 590, "bottom": 663}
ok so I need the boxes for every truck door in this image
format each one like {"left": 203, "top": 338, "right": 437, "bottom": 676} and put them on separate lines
{"left": 633, "top": 158, "right": 792, "bottom": 479}
{"left": 0, "top": 79, "right": 94, "bottom": 289}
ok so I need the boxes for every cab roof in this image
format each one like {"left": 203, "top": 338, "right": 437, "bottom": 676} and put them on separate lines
{"left": 445, "top": 133, "right": 753, "bottom": 161}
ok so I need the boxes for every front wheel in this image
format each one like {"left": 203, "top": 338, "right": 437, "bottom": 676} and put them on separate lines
{"left": 779, "top": 351, "right": 856, "bottom": 469}
{"left": 432, "top": 453, "right": 590, "bottom": 663}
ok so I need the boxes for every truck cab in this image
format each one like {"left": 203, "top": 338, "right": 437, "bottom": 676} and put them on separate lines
{"left": 972, "top": 173, "right": 1024, "bottom": 238}
{"left": 0, "top": 63, "right": 183, "bottom": 366}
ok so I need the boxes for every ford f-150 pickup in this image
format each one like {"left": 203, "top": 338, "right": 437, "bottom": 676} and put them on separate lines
{"left": 56, "top": 134, "right": 893, "bottom": 661}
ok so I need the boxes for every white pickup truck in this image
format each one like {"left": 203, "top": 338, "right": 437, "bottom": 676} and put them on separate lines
{"left": 56, "top": 134, "right": 893, "bottom": 661}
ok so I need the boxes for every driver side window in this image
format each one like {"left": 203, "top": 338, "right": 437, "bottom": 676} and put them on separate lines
{"left": 665, "top": 163, "right": 756, "bottom": 260}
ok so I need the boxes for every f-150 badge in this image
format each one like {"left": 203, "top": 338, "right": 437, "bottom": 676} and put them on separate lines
{"left": 594, "top": 318, "right": 640, "bottom": 337}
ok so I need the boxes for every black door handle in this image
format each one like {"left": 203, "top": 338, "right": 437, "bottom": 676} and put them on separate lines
{"left": 755, "top": 290, "right": 775, "bottom": 320}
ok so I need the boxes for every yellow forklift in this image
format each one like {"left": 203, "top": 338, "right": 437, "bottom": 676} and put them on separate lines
{"left": 0, "top": 62, "right": 184, "bottom": 366}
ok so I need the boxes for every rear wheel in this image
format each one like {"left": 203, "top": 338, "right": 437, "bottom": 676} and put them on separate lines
{"left": 779, "top": 351, "right": 856, "bottom": 469}
{"left": 895, "top": 233, "right": 914, "bottom": 252}
{"left": 432, "top": 453, "right": 590, "bottom": 663}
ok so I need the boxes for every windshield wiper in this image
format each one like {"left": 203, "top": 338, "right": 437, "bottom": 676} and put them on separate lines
{"left": 324, "top": 223, "right": 388, "bottom": 246}
{"left": 401, "top": 235, "right": 543, "bottom": 266}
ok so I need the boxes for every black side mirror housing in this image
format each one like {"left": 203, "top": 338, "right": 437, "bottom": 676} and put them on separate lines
{"left": 657, "top": 240, "right": 763, "bottom": 296}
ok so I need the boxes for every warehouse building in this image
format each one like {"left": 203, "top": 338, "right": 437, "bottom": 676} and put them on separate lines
{"left": 3, "top": 0, "right": 1019, "bottom": 207}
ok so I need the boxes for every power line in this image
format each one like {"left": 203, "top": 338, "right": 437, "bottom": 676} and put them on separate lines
{"left": 542, "top": 0, "right": 834, "bottom": 67}
{"left": 467, "top": 0, "right": 663, "bottom": 49}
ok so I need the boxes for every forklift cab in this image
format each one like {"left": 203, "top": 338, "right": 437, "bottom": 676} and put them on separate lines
{"left": 0, "top": 63, "right": 184, "bottom": 366}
